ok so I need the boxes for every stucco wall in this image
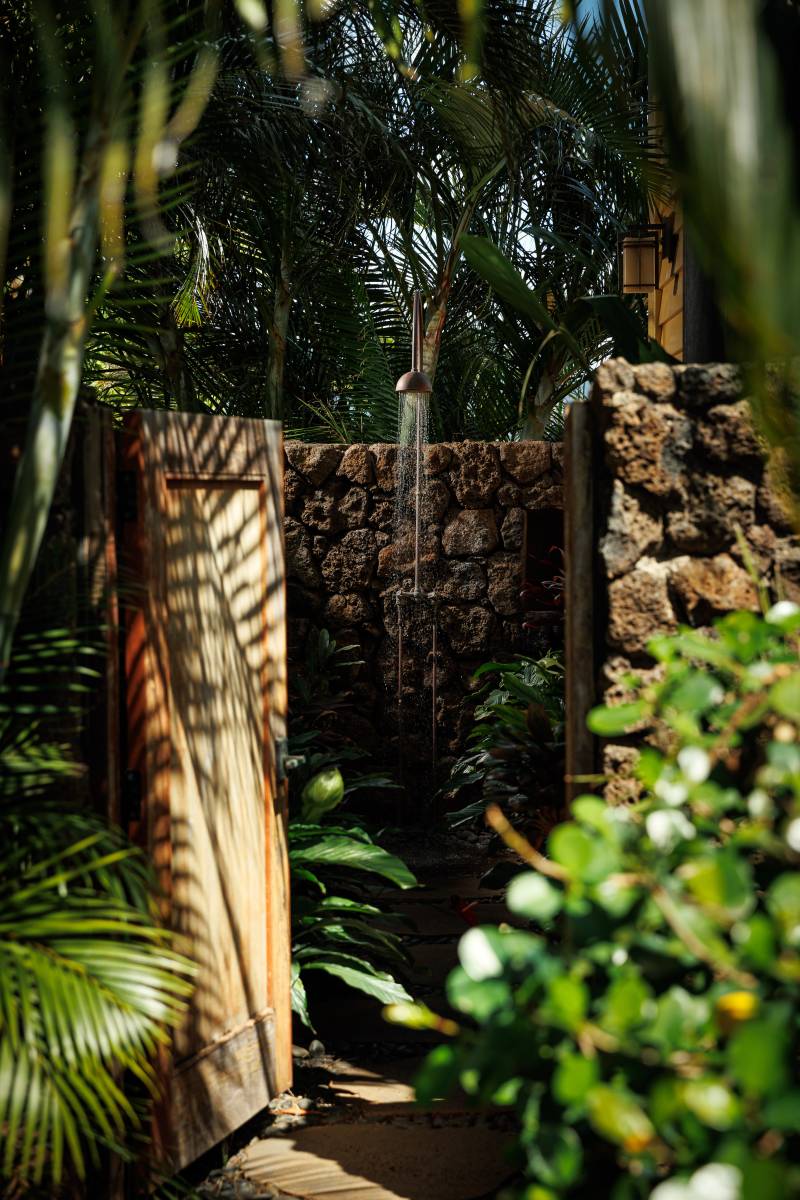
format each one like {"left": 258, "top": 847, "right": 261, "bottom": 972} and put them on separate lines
{"left": 283, "top": 440, "right": 563, "bottom": 770}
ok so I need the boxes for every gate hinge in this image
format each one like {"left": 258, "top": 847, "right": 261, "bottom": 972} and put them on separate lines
{"left": 275, "top": 737, "right": 305, "bottom": 784}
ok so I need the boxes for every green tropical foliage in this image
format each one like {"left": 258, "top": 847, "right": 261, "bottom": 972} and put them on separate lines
{"left": 445, "top": 650, "right": 565, "bottom": 828}
{"left": 0, "top": 628, "right": 194, "bottom": 1191}
{"left": 287, "top": 627, "right": 416, "bottom": 1028}
{"left": 393, "top": 605, "right": 800, "bottom": 1197}
{"left": 77, "top": 0, "right": 659, "bottom": 442}
{"left": 573, "top": 0, "right": 800, "bottom": 507}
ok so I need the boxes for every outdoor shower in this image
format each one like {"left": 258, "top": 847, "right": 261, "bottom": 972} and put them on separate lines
{"left": 394, "top": 290, "right": 440, "bottom": 773}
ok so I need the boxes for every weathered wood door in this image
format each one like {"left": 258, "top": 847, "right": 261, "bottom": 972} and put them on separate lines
{"left": 118, "top": 411, "right": 291, "bottom": 1170}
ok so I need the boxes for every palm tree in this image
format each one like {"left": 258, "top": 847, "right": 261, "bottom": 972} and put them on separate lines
{"left": 84, "top": 0, "right": 658, "bottom": 443}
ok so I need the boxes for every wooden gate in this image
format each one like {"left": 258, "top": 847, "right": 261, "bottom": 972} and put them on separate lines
{"left": 117, "top": 411, "right": 291, "bottom": 1170}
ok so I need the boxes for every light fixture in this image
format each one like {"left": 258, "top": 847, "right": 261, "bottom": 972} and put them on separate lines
{"left": 618, "top": 217, "right": 679, "bottom": 296}
{"left": 619, "top": 225, "right": 660, "bottom": 294}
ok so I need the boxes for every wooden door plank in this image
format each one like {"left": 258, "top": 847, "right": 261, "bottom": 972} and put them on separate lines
{"left": 118, "top": 411, "right": 291, "bottom": 1173}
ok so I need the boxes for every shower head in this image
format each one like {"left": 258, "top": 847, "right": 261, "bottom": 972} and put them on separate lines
{"left": 396, "top": 289, "right": 432, "bottom": 394}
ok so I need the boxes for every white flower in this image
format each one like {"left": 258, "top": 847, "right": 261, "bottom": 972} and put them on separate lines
{"left": 747, "top": 789, "right": 772, "bottom": 819}
{"left": 646, "top": 809, "right": 696, "bottom": 851}
{"left": 786, "top": 818, "right": 800, "bottom": 853}
{"left": 611, "top": 947, "right": 628, "bottom": 966}
{"left": 767, "top": 600, "right": 800, "bottom": 625}
{"left": 678, "top": 746, "right": 711, "bottom": 785}
{"left": 650, "top": 1164, "right": 742, "bottom": 1200}
{"left": 655, "top": 777, "right": 689, "bottom": 807}
{"left": 688, "top": 1163, "right": 741, "bottom": 1200}
{"left": 458, "top": 928, "right": 502, "bottom": 981}
{"left": 748, "top": 661, "right": 774, "bottom": 681}
{"left": 650, "top": 1182, "right": 692, "bottom": 1200}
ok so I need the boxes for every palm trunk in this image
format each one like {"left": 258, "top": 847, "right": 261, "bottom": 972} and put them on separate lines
{"left": 265, "top": 241, "right": 292, "bottom": 422}
{"left": 422, "top": 199, "right": 479, "bottom": 382}
{"left": 0, "top": 133, "right": 102, "bottom": 680}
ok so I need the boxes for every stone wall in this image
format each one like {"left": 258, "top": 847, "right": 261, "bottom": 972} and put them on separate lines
{"left": 283, "top": 440, "right": 563, "bottom": 770}
{"left": 588, "top": 358, "right": 799, "bottom": 800}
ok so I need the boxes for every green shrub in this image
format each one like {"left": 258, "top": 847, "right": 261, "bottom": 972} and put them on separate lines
{"left": 393, "top": 605, "right": 800, "bottom": 1199}
{"left": 445, "top": 651, "right": 565, "bottom": 830}
{"left": 287, "top": 628, "right": 417, "bottom": 1027}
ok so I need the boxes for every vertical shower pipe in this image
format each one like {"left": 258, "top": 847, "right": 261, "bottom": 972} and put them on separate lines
{"left": 394, "top": 290, "right": 435, "bottom": 782}
{"left": 412, "top": 290, "right": 424, "bottom": 596}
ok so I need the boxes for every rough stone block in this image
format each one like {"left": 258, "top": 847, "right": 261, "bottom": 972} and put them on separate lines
{"left": 607, "top": 558, "right": 676, "bottom": 653}
{"left": 675, "top": 363, "right": 742, "bottom": 407}
{"left": 595, "top": 358, "right": 636, "bottom": 395}
{"left": 337, "top": 444, "right": 375, "bottom": 485}
{"left": 600, "top": 481, "right": 662, "bottom": 578}
{"left": 440, "top": 605, "right": 496, "bottom": 655}
{"left": 632, "top": 362, "right": 677, "bottom": 401}
{"left": 284, "top": 517, "right": 321, "bottom": 589}
{"left": 670, "top": 553, "right": 759, "bottom": 623}
{"left": 521, "top": 478, "right": 564, "bottom": 509}
{"left": 437, "top": 560, "right": 487, "bottom": 601}
{"left": 758, "top": 466, "right": 796, "bottom": 534}
{"left": 322, "top": 528, "right": 384, "bottom": 590}
{"left": 442, "top": 509, "right": 499, "bottom": 557}
{"left": 602, "top": 744, "right": 643, "bottom": 805}
{"left": 369, "top": 444, "right": 398, "bottom": 491}
{"left": 604, "top": 398, "right": 692, "bottom": 497}
{"left": 666, "top": 474, "right": 756, "bottom": 553}
{"left": 284, "top": 468, "right": 305, "bottom": 509}
{"left": 301, "top": 489, "right": 345, "bottom": 534}
{"left": 695, "top": 400, "right": 764, "bottom": 464}
{"left": 498, "top": 441, "right": 551, "bottom": 484}
{"left": 325, "top": 592, "right": 373, "bottom": 627}
{"left": 369, "top": 497, "right": 395, "bottom": 531}
{"left": 340, "top": 486, "right": 369, "bottom": 529}
{"left": 285, "top": 443, "right": 343, "bottom": 485}
{"left": 424, "top": 444, "right": 453, "bottom": 474}
{"left": 501, "top": 507, "right": 526, "bottom": 551}
{"left": 450, "top": 442, "right": 502, "bottom": 504}
{"left": 487, "top": 552, "right": 523, "bottom": 616}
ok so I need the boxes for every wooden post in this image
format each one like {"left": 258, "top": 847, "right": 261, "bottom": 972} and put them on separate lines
{"left": 565, "top": 398, "right": 596, "bottom": 806}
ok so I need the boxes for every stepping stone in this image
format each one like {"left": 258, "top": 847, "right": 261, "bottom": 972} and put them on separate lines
{"left": 238, "top": 1124, "right": 514, "bottom": 1200}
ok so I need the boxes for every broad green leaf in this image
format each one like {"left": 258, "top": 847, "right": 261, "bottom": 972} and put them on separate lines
{"left": 599, "top": 969, "right": 651, "bottom": 1035}
{"left": 301, "top": 961, "right": 411, "bottom": 1005}
{"left": 728, "top": 1011, "right": 790, "bottom": 1097}
{"left": 767, "top": 874, "right": 800, "bottom": 945}
{"left": 552, "top": 1052, "right": 598, "bottom": 1107}
{"left": 446, "top": 967, "right": 511, "bottom": 1021}
{"left": 527, "top": 1125, "right": 583, "bottom": 1189}
{"left": 507, "top": 872, "right": 563, "bottom": 923}
{"left": 770, "top": 673, "right": 800, "bottom": 719}
{"left": 290, "top": 836, "right": 417, "bottom": 888}
{"left": 681, "top": 852, "right": 753, "bottom": 920}
{"left": 586, "top": 701, "right": 647, "bottom": 736}
{"left": 414, "top": 1045, "right": 462, "bottom": 1105}
{"left": 291, "top": 963, "right": 314, "bottom": 1031}
{"left": 545, "top": 976, "right": 589, "bottom": 1032}
{"left": 460, "top": 234, "right": 556, "bottom": 330}
{"left": 586, "top": 1085, "right": 654, "bottom": 1151}
{"left": 682, "top": 1077, "right": 741, "bottom": 1130}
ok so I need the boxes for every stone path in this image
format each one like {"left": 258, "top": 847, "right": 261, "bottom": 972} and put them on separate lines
{"left": 199, "top": 838, "right": 519, "bottom": 1200}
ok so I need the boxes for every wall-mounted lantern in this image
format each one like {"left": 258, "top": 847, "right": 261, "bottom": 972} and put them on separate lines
{"left": 618, "top": 217, "right": 678, "bottom": 296}
{"left": 619, "top": 226, "right": 660, "bottom": 294}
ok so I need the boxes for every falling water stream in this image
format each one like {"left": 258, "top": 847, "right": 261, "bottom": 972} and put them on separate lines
{"left": 394, "top": 386, "right": 439, "bottom": 785}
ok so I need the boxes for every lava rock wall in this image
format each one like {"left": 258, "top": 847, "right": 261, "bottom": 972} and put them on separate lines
{"left": 588, "top": 358, "right": 800, "bottom": 801}
{"left": 283, "top": 440, "right": 563, "bottom": 771}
